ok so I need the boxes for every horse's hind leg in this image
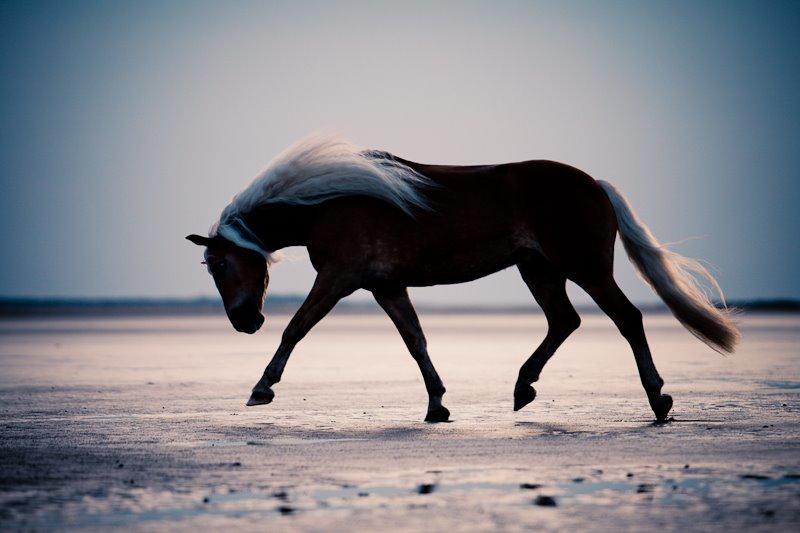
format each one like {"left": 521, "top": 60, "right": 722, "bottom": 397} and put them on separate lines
{"left": 576, "top": 275, "right": 673, "bottom": 421}
{"left": 373, "top": 288, "right": 449, "bottom": 422}
{"left": 514, "top": 257, "right": 581, "bottom": 411}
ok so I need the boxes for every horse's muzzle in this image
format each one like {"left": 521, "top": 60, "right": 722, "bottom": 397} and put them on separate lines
{"left": 229, "top": 306, "right": 265, "bottom": 334}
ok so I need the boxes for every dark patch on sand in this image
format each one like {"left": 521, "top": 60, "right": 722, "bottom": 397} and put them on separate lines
{"left": 741, "top": 474, "right": 771, "bottom": 480}
{"left": 417, "top": 483, "right": 436, "bottom": 494}
{"left": 534, "top": 495, "right": 557, "bottom": 507}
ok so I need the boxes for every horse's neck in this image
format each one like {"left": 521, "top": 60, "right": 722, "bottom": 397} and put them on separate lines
{"left": 244, "top": 204, "right": 314, "bottom": 252}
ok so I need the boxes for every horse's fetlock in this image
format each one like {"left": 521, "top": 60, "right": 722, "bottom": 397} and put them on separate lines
{"left": 517, "top": 365, "right": 537, "bottom": 384}
{"left": 263, "top": 373, "right": 280, "bottom": 386}
{"left": 644, "top": 377, "right": 663, "bottom": 396}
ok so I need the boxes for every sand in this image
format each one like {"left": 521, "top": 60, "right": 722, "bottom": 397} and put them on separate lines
{"left": 1, "top": 312, "right": 798, "bottom": 531}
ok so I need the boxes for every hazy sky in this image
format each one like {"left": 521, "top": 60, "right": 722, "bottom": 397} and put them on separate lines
{"left": 1, "top": 1, "right": 798, "bottom": 305}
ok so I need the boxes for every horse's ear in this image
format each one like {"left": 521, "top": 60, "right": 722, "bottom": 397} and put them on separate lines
{"left": 186, "top": 234, "right": 212, "bottom": 246}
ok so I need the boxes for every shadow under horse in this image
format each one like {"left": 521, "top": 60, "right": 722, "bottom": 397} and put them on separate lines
{"left": 187, "top": 135, "right": 739, "bottom": 423}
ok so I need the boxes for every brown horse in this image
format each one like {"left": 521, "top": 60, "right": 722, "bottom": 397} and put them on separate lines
{"left": 187, "top": 135, "right": 739, "bottom": 422}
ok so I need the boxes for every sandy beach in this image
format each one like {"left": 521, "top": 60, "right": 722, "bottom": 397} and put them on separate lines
{"left": 1, "top": 311, "right": 798, "bottom": 531}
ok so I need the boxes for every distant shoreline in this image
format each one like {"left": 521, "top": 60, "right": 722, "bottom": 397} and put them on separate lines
{"left": 0, "top": 296, "right": 797, "bottom": 318}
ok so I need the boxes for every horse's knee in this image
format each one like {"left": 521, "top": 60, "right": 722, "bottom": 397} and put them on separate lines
{"left": 281, "top": 328, "right": 299, "bottom": 346}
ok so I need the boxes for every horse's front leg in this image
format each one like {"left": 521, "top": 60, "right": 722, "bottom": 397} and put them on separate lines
{"left": 246, "top": 272, "right": 356, "bottom": 406}
{"left": 373, "top": 288, "right": 449, "bottom": 422}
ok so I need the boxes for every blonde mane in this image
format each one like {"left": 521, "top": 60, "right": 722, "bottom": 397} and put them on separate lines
{"left": 210, "top": 134, "right": 432, "bottom": 259}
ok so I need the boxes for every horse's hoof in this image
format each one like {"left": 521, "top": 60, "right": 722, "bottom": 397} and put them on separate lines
{"left": 246, "top": 386, "right": 275, "bottom": 406}
{"left": 650, "top": 393, "right": 673, "bottom": 422}
{"left": 424, "top": 405, "right": 450, "bottom": 423}
{"left": 513, "top": 384, "right": 537, "bottom": 411}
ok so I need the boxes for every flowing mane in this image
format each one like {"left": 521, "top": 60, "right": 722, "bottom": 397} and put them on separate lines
{"left": 210, "top": 134, "right": 432, "bottom": 258}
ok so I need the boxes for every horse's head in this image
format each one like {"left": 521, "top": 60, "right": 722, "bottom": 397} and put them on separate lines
{"left": 186, "top": 234, "right": 268, "bottom": 334}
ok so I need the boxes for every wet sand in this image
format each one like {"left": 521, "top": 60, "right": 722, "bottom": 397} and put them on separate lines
{"left": 1, "top": 312, "right": 798, "bottom": 531}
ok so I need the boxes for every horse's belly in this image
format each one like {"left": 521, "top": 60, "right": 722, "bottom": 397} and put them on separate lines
{"left": 404, "top": 259, "right": 519, "bottom": 287}
{"left": 366, "top": 238, "right": 534, "bottom": 288}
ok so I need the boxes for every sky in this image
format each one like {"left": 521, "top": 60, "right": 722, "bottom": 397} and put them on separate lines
{"left": 0, "top": 1, "right": 798, "bottom": 306}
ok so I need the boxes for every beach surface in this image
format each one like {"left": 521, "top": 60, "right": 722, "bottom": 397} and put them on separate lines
{"left": 1, "top": 311, "right": 799, "bottom": 531}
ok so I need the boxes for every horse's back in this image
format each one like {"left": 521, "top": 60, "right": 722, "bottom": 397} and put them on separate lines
{"left": 410, "top": 158, "right": 619, "bottom": 279}
{"left": 406, "top": 158, "right": 608, "bottom": 208}
{"left": 411, "top": 158, "right": 615, "bottom": 242}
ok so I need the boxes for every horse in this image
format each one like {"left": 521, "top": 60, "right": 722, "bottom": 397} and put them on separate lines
{"left": 187, "top": 134, "right": 739, "bottom": 423}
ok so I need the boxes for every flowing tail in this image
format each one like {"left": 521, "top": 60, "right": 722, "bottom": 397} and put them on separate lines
{"left": 597, "top": 180, "right": 740, "bottom": 353}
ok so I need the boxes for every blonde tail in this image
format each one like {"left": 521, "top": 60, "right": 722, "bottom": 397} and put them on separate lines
{"left": 598, "top": 180, "right": 740, "bottom": 353}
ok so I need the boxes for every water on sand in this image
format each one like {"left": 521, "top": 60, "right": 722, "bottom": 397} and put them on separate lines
{"left": 1, "top": 312, "right": 798, "bottom": 530}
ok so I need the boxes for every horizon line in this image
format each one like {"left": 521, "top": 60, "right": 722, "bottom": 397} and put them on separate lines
{"left": 0, "top": 295, "right": 798, "bottom": 318}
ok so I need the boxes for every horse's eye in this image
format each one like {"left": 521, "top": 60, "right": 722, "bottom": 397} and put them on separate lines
{"left": 210, "top": 260, "right": 227, "bottom": 276}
